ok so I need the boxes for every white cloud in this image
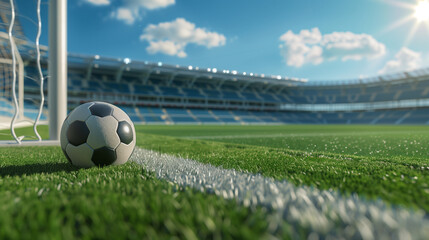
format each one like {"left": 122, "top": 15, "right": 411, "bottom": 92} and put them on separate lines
{"left": 110, "top": 8, "right": 135, "bottom": 24}
{"left": 322, "top": 32, "right": 386, "bottom": 61}
{"left": 83, "top": 0, "right": 111, "bottom": 5}
{"left": 140, "top": 18, "right": 226, "bottom": 58}
{"left": 378, "top": 48, "right": 421, "bottom": 74}
{"left": 137, "top": 0, "right": 175, "bottom": 10}
{"left": 279, "top": 28, "right": 386, "bottom": 67}
{"left": 146, "top": 40, "right": 187, "bottom": 58}
{"left": 111, "top": 0, "right": 175, "bottom": 24}
{"left": 279, "top": 28, "right": 323, "bottom": 67}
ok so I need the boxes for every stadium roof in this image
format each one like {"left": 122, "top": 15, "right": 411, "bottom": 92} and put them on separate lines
{"left": 67, "top": 53, "right": 429, "bottom": 89}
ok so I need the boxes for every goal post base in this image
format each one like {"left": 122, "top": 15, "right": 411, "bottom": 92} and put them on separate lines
{"left": 0, "top": 140, "right": 60, "bottom": 147}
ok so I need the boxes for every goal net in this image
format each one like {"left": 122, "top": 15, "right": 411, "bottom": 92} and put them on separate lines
{"left": 0, "top": 0, "right": 67, "bottom": 146}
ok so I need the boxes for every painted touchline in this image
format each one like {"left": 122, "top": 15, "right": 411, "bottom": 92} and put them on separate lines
{"left": 131, "top": 147, "right": 429, "bottom": 239}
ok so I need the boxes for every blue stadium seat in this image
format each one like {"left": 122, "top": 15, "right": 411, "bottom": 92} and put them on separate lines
{"left": 204, "top": 90, "right": 222, "bottom": 98}
{"left": 365, "top": 86, "right": 384, "bottom": 94}
{"left": 0, "top": 110, "right": 13, "bottom": 117}
{"left": 194, "top": 82, "right": 215, "bottom": 89}
{"left": 170, "top": 116, "right": 197, "bottom": 123}
{"left": 149, "top": 108, "right": 164, "bottom": 114}
{"left": 356, "top": 94, "right": 372, "bottom": 102}
{"left": 319, "top": 89, "right": 339, "bottom": 95}
{"left": 258, "top": 117, "right": 280, "bottom": 123}
{"left": 222, "top": 91, "right": 242, "bottom": 101}
{"left": 211, "top": 109, "right": 232, "bottom": 116}
{"left": 197, "top": 116, "right": 221, "bottom": 123}
{"left": 24, "top": 100, "right": 40, "bottom": 110}
{"left": 276, "top": 95, "right": 293, "bottom": 103}
{"left": 24, "top": 111, "right": 47, "bottom": 121}
{"left": 137, "top": 107, "right": 151, "bottom": 114}
{"left": 289, "top": 96, "right": 309, "bottom": 104}
{"left": 401, "top": 109, "right": 429, "bottom": 124}
{"left": 182, "top": 88, "right": 206, "bottom": 99}
{"left": 258, "top": 93, "right": 279, "bottom": 103}
{"left": 315, "top": 96, "right": 329, "bottom": 104}
{"left": 165, "top": 108, "right": 189, "bottom": 115}
{"left": 241, "top": 92, "right": 260, "bottom": 102}
{"left": 241, "top": 117, "right": 262, "bottom": 123}
{"left": 373, "top": 92, "right": 395, "bottom": 102}
{"left": 142, "top": 115, "right": 165, "bottom": 123}
{"left": 128, "top": 114, "right": 142, "bottom": 123}
{"left": 0, "top": 98, "right": 13, "bottom": 109}
{"left": 148, "top": 78, "right": 163, "bottom": 85}
{"left": 399, "top": 89, "right": 424, "bottom": 100}
{"left": 222, "top": 85, "right": 239, "bottom": 91}
{"left": 219, "top": 117, "right": 239, "bottom": 123}
{"left": 251, "top": 111, "right": 270, "bottom": 116}
{"left": 232, "top": 110, "right": 253, "bottom": 117}
{"left": 118, "top": 106, "right": 137, "bottom": 115}
{"left": 104, "top": 82, "right": 130, "bottom": 93}
{"left": 190, "top": 109, "right": 211, "bottom": 115}
{"left": 134, "top": 84, "right": 159, "bottom": 96}
{"left": 159, "top": 86, "right": 184, "bottom": 97}
{"left": 24, "top": 78, "right": 39, "bottom": 88}
{"left": 350, "top": 118, "right": 373, "bottom": 124}
{"left": 335, "top": 95, "right": 349, "bottom": 103}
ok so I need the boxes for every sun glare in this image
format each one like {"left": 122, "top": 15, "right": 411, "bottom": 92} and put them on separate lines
{"left": 382, "top": 0, "right": 429, "bottom": 45}
{"left": 414, "top": 0, "right": 429, "bottom": 22}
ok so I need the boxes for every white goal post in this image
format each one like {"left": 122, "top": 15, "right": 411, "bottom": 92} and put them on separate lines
{"left": 48, "top": 0, "right": 68, "bottom": 141}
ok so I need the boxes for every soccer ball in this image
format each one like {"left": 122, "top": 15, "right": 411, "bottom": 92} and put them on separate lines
{"left": 60, "top": 101, "right": 136, "bottom": 168}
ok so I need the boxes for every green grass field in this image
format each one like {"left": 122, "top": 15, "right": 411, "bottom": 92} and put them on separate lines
{"left": 1, "top": 125, "right": 429, "bottom": 239}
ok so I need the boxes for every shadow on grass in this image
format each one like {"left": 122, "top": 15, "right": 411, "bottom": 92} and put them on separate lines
{"left": 0, "top": 162, "right": 77, "bottom": 177}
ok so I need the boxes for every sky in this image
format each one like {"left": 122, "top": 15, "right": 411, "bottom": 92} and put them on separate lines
{"left": 15, "top": 0, "right": 429, "bottom": 82}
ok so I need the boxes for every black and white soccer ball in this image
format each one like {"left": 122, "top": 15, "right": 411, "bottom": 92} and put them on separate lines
{"left": 60, "top": 101, "right": 136, "bottom": 168}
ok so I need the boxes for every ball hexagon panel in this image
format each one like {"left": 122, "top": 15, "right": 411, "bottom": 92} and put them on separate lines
{"left": 86, "top": 115, "right": 120, "bottom": 150}
{"left": 117, "top": 121, "right": 133, "bottom": 145}
{"left": 67, "top": 121, "right": 90, "bottom": 146}
{"left": 92, "top": 147, "right": 117, "bottom": 167}
{"left": 111, "top": 104, "right": 136, "bottom": 144}
{"left": 60, "top": 119, "right": 69, "bottom": 151}
{"left": 66, "top": 102, "right": 94, "bottom": 124}
{"left": 66, "top": 143, "right": 95, "bottom": 168}
{"left": 89, "top": 102, "right": 113, "bottom": 118}
{"left": 113, "top": 142, "right": 135, "bottom": 166}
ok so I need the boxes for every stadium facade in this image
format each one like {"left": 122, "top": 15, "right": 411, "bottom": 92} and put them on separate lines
{"left": 1, "top": 16, "right": 429, "bottom": 125}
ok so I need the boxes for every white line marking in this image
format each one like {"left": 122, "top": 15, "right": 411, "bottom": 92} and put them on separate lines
{"left": 131, "top": 147, "right": 429, "bottom": 239}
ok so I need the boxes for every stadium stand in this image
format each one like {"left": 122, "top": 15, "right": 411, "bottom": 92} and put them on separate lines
{"left": 2, "top": 35, "right": 429, "bottom": 125}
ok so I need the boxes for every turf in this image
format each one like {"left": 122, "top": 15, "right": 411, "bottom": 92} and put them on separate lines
{"left": 1, "top": 124, "right": 429, "bottom": 238}
{"left": 0, "top": 146, "right": 288, "bottom": 239}
{"left": 138, "top": 125, "right": 429, "bottom": 159}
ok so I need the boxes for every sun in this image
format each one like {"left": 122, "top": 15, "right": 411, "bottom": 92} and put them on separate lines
{"left": 382, "top": 0, "right": 429, "bottom": 45}
{"left": 414, "top": 0, "right": 429, "bottom": 22}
